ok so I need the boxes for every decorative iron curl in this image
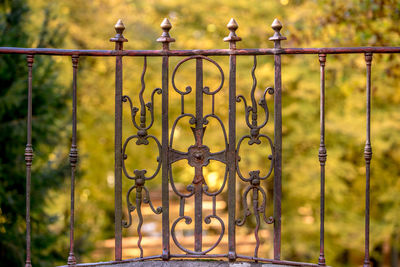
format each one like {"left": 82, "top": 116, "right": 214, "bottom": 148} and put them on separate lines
{"left": 122, "top": 181, "right": 162, "bottom": 258}
{"left": 121, "top": 134, "right": 163, "bottom": 234}
{"left": 122, "top": 135, "right": 161, "bottom": 180}
{"left": 235, "top": 55, "right": 275, "bottom": 258}
{"left": 202, "top": 114, "right": 228, "bottom": 196}
{"left": 236, "top": 134, "right": 274, "bottom": 182}
{"left": 235, "top": 183, "right": 274, "bottom": 226}
{"left": 121, "top": 56, "right": 163, "bottom": 259}
{"left": 172, "top": 55, "right": 224, "bottom": 96}
{"left": 171, "top": 214, "right": 225, "bottom": 255}
{"left": 236, "top": 56, "right": 274, "bottom": 143}
{"left": 121, "top": 134, "right": 163, "bottom": 258}
{"left": 168, "top": 55, "right": 227, "bottom": 255}
{"left": 235, "top": 173, "right": 274, "bottom": 258}
{"left": 121, "top": 136, "right": 163, "bottom": 257}
{"left": 122, "top": 56, "right": 162, "bottom": 143}
{"left": 168, "top": 113, "right": 196, "bottom": 198}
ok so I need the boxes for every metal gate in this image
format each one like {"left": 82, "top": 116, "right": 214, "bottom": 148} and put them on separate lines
{"left": 1, "top": 16, "right": 395, "bottom": 267}
{"left": 113, "top": 18, "right": 283, "bottom": 263}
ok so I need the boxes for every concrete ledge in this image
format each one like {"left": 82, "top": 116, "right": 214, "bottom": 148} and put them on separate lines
{"left": 58, "top": 260, "right": 312, "bottom": 267}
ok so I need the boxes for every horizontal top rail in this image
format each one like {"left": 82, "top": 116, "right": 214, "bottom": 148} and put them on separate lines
{"left": 1, "top": 47, "right": 400, "bottom": 57}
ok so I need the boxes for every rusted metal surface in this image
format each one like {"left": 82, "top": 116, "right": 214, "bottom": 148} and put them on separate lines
{"left": 168, "top": 54, "right": 226, "bottom": 256}
{"left": 2, "top": 46, "right": 400, "bottom": 56}
{"left": 269, "top": 19, "right": 285, "bottom": 261}
{"left": 121, "top": 56, "right": 162, "bottom": 259}
{"left": 157, "top": 18, "right": 174, "bottom": 261}
{"left": 363, "top": 53, "right": 373, "bottom": 267}
{"left": 60, "top": 260, "right": 318, "bottom": 267}
{"left": 110, "top": 19, "right": 128, "bottom": 262}
{"left": 235, "top": 55, "right": 275, "bottom": 260}
{"left": 68, "top": 55, "right": 79, "bottom": 266}
{"left": 317, "top": 54, "right": 327, "bottom": 267}
{"left": 225, "top": 18, "right": 240, "bottom": 261}
{"left": 7, "top": 17, "right": 392, "bottom": 266}
{"left": 57, "top": 259, "right": 319, "bottom": 267}
{"left": 25, "top": 54, "right": 34, "bottom": 267}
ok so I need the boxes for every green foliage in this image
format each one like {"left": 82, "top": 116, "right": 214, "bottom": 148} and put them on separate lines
{"left": 2, "top": 0, "right": 399, "bottom": 266}
{"left": 46, "top": 0, "right": 399, "bottom": 265}
{"left": 281, "top": 1, "right": 400, "bottom": 265}
{"left": 0, "top": 0, "right": 71, "bottom": 266}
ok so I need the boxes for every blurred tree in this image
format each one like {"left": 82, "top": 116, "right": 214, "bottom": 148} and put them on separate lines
{"left": 280, "top": 1, "right": 400, "bottom": 266}
{"left": 0, "top": 0, "right": 71, "bottom": 266}
{"left": 2, "top": 0, "right": 398, "bottom": 266}
{"left": 48, "top": 0, "right": 399, "bottom": 266}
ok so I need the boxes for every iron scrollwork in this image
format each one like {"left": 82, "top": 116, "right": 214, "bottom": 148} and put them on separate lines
{"left": 121, "top": 56, "right": 162, "bottom": 258}
{"left": 236, "top": 55, "right": 275, "bottom": 258}
{"left": 169, "top": 55, "right": 227, "bottom": 255}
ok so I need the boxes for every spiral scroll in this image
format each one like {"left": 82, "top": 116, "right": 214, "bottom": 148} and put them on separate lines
{"left": 169, "top": 55, "right": 227, "bottom": 254}
{"left": 236, "top": 55, "right": 274, "bottom": 258}
{"left": 121, "top": 56, "right": 162, "bottom": 258}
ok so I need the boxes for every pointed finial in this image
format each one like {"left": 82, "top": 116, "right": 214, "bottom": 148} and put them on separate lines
{"left": 115, "top": 19, "right": 125, "bottom": 32}
{"left": 160, "top": 18, "right": 172, "bottom": 31}
{"left": 157, "top": 18, "right": 175, "bottom": 44}
{"left": 269, "top": 18, "right": 286, "bottom": 43}
{"left": 227, "top": 18, "right": 238, "bottom": 32}
{"left": 223, "top": 18, "right": 241, "bottom": 45}
{"left": 110, "top": 19, "right": 128, "bottom": 43}
{"left": 271, "top": 18, "right": 282, "bottom": 32}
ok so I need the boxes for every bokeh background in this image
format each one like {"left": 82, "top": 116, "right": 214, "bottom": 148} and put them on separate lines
{"left": 1, "top": 0, "right": 399, "bottom": 266}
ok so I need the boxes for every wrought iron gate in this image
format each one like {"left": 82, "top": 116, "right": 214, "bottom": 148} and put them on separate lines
{"left": 113, "top": 18, "right": 284, "bottom": 263}
{"left": 1, "top": 16, "right": 397, "bottom": 267}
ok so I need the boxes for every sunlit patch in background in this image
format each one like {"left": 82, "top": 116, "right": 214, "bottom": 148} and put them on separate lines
{"left": 280, "top": 0, "right": 289, "bottom": 5}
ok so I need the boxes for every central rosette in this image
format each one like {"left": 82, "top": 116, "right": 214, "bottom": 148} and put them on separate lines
{"left": 187, "top": 144, "right": 210, "bottom": 168}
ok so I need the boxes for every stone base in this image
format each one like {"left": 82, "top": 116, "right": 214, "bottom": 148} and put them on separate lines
{"left": 58, "top": 260, "right": 312, "bottom": 267}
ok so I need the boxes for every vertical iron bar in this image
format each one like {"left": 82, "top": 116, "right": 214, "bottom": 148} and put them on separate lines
{"left": 272, "top": 39, "right": 282, "bottom": 262}
{"left": 194, "top": 58, "right": 203, "bottom": 252}
{"left": 110, "top": 19, "right": 127, "bottom": 261}
{"left": 25, "top": 54, "right": 34, "bottom": 267}
{"left": 363, "top": 52, "right": 373, "bottom": 267}
{"left": 318, "top": 54, "right": 327, "bottom": 266}
{"left": 114, "top": 31, "right": 123, "bottom": 263}
{"left": 68, "top": 55, "right": 79, "bottom": 266}
{"left": 223, "top": 18, "right": 241, "bottom": 261}
{"left": 161, "top": 51, "right": 170, "bottom": 259}
{"left": 157, "top": 18, "right": 175, "bottom": 260}
{"left": 269, "top": 19, "right": 286, "bottom": 260}
{"left": 227, "top": 32, "right": 237, "bottom": 262}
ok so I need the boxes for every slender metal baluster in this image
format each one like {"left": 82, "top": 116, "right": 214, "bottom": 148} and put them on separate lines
{"left": 363, "top": 52, "right": 373, "bottom": 267}
{"left": 223, "top": 18, "right": 241, "bottom": 261}
{"left": 110, "top": 19, "right": 127, "bottom": 261}
{"left": 194, "top": 58, "right": 204, "bottom": 252}
{"left": 157, "top": 18, "right": 175, "bottom": 260}
{"left": 25, "top": 54, "right": 34, "bottom": 267}
{"left": 318, "top": 54, "right": 327, "bottom": 266}
{"left": 67, "top": 55, "right": 79, "bottom": 266}
{"left": 269, "top": 18, "right": 286, "bottom": 260}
